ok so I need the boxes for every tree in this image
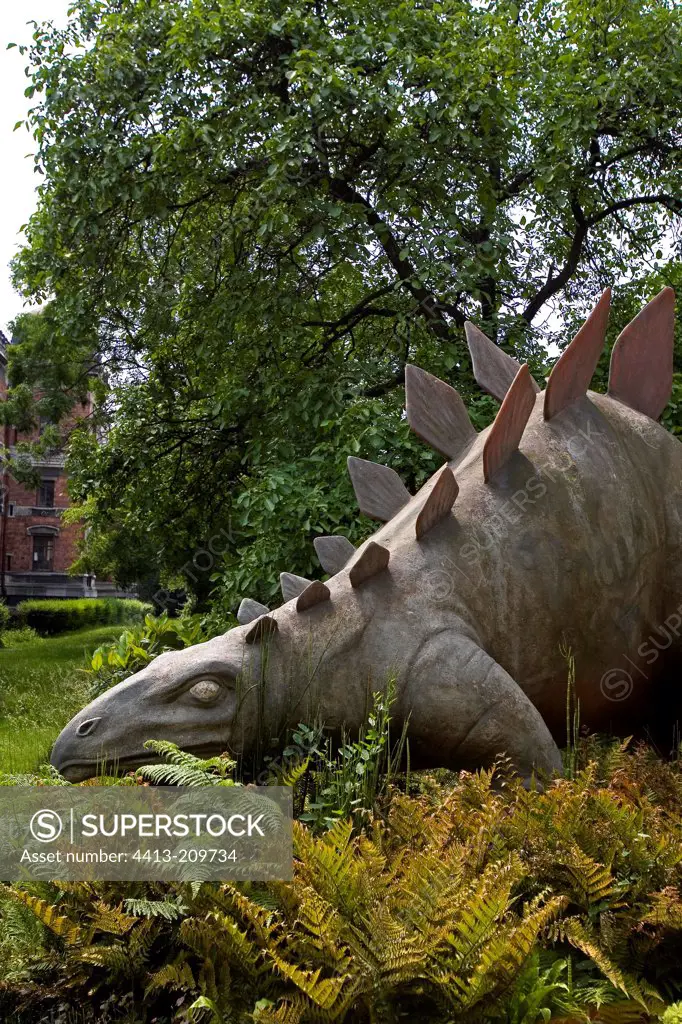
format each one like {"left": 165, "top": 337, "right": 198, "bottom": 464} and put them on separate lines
{"left": 7, "top": 0, "right": 682, "bottom": 610}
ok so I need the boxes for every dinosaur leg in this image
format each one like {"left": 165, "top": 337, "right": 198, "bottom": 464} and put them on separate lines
{"left": 405, "top": 632, "right": 563, "bottom": 782}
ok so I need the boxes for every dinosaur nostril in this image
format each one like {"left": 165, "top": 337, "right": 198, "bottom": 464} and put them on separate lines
{"left": 76, "top": 718, "right": 101, "bottom": 738}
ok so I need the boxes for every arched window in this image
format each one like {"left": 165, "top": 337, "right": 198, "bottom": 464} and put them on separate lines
{"left": 27, "top": 525, "right": 59, "bottom": 572}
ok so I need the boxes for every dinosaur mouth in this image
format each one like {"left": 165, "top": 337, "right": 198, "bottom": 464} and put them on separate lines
{"left": 56, "top": 753, "right": 156, "bottom": 783}
{"left": 56, "top": 743, "right": 229, "bottom": 783}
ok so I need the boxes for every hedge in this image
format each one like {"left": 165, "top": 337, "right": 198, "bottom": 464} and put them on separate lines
{"left": 16, "top": 598, "right": 153, "bottom": 636}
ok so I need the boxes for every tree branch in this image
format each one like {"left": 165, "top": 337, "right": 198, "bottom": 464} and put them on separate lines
{"left": 587, "top": 193, "right": 682, "bottom": 227}
{"left": 522, "top": 201, "right": 588, "bottom": 323}
{"left": 522, "top": 192, "right": 682, "bottom": 324}
{"left": 498, "top": 168, "right": 534, "bottom": 200}
{"left": 328, "top": 178, "right": 464, "bottom": 334}
{"left": 301, "top": 284, "right": 396, "bottom": 332}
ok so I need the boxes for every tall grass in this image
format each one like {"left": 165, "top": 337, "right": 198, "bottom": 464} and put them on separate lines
{"left": 0, "top": 625, "right": 124, "bottom": 774}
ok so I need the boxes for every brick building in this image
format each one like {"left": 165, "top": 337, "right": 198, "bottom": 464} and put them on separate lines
{"left": 0, "top": 329, "right": 123, "bottom": 603}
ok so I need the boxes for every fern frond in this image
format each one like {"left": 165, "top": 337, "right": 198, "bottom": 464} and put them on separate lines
{"left": 138, "top": 740, "right": 236, "bottom": 786}
{"left": 267, "top": 951, "right": 351, "bottom": 1011}
{"left": 134, "top": 762, "right": 216, "bottom": 787}
{"left": 145, "top": 957, "right": 196, "bottom": 996}
{"left": 77, "top": 943, "right": 131, "bottom": 975}
{"left": 3, "top": 887, "right": 83, "bottom": 945}
{"left": 443, "top": 858, "right": 521, "bottom": 969}
{"left": 560, "top": 846, "right": 619, "bottom": 908}
{"left": 559, "top": 917, "right": 664, "bottom": 1012}
{"left": 348, "top": 901, "right": 427, "bottom": 984}
{"left": 253, "top": 999, "right": 304, "bottom": 1024}
{"left": 279, "top": 759, "right": 310, "bottom": 789}
{"left": 218, "top": 886, "right": 282, "bottom": 947}
{"left": 295, "top": 886, "right": 348, "bottom": 968}
{"left": 596, "top": 1001, "right": 662, "bottom": 1024}
{"left": 181, "top": 913, "right": 264, "bottom": 980}
{"left": 470, "top": 893, "right": 566, "bottom": 998}
{"left": 89, "top": 899, "right": 137, "bottom": 935}
{"left": 125, "top": 896, "right": 188, "bottom": 921}
{"left": 560, "top": 918, "right": 628, "bottom": 992}
{"left": 293, "top": 819, "right": 358, "bottom": 909}
{"left": 642, "top": 887, "right": 682, "bottom": 928}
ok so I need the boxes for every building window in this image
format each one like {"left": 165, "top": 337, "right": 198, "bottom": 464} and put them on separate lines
{"left": 37, "top": 479, "right": 55, "bottom": 508}
{"left": 5, "top": 554, "right": 11, "bottom": 572}
{"left": 33, "top": 535, "right": 54, "bottom": 572}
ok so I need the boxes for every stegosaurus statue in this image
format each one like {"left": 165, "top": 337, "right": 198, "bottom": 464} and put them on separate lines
{"left": 52, "top": 287, "right": 682, "bottom": 782}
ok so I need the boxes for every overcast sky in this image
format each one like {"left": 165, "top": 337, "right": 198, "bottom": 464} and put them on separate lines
{"left": 0, "top": 2, "right": 71, "bottom": 336}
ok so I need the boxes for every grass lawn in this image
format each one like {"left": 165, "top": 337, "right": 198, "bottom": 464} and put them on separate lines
{"left": 0, "top": 625, "right": 124, "bottom": 775}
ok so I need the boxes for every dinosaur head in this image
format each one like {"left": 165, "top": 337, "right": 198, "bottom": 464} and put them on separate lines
{"left": 51, "top": 543, "right": 398, "bottom": 783}
{"left": 50, "top": 624, "right": 269, "bottom": 782}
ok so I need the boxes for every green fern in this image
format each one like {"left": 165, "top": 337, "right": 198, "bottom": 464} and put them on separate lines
{"left": 2, "top": 886, "right": 84, "bottom": 945}
{"left": 278, "top": 758, "right": 310, "bottom": 790}
{"left": 125, "top": 896, "right": 188, "bottom": 920}
{"left": 145, "top": 957, "right": 196, "bottom": 996}
{"left": 136, "top": 740, "right": 237, "bottom": 786}
{"left": 253, "top": 1000, "right": 304, "bottom": 1024}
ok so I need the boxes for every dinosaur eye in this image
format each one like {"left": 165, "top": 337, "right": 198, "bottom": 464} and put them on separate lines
{"left": 189, "top": 679, "right": 222, "bottom": 703}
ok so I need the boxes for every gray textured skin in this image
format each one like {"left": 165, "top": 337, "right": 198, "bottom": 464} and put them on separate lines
{"left": 51, "top": 388, "right": 682, "bottom": 783}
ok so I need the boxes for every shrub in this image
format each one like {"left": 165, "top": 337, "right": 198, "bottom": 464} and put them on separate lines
{"left": 16, "top": 598, "right": 152, "bottom": 636}
{"left": 0, "top": 626, "right": 41, "bottom": 649}
{"left": 88, "top": 613, "right": 206, "bottom": 696}
{"left": 0, "top": 601, "right": 13, "bottom": 650}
